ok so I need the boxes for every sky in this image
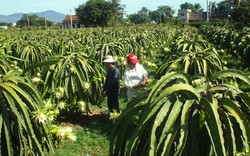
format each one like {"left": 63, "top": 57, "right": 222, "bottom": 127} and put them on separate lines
{"left": 0, "top": 0, "right": 222, "bottom": 16}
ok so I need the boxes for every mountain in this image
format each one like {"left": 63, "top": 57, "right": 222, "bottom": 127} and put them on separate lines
{"left": 0, "top": 13, "right": 23, "bottom": 23}
{"left": 0, "top": 10, "right": 66, "bottom": 23}
{"left": 36, "top": 10, "right": 66, "bottom": 23}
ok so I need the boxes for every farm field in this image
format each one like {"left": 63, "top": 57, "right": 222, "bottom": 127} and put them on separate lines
{"left": 50, "top": 106, "right": 111, "bottom": 156}
{"left": 0, "top": 24, "right": 250, "bottom": 155}
{"left": 48, "top": 97, "right": 126, "bottom": 156}
{"left": 50, "top": 96, "right": 128, "bottom": 156}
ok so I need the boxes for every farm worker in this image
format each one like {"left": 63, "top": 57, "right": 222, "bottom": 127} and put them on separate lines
{"left": 124, "top": 53, "right": 149, "bottom": 100}
{"left": 103, "top": 55, "right": 121, "bottom": 113}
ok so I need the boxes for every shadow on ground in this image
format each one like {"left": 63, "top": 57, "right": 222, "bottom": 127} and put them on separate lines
{"left": 57, "top": 108, "right": 112, "bottom": 132}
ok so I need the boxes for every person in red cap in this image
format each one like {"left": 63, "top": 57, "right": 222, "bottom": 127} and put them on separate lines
{"left": 124, "top": 53, "right": 149, "bottom": 100}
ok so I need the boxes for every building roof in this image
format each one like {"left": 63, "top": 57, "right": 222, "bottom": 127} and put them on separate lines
{"left": 63, "top": 15, "right": 79, "bottom": 21}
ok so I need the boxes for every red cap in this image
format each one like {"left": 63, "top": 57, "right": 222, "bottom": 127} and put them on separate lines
{"left": 127, "top": 54, "right": 139, "bottom": 65}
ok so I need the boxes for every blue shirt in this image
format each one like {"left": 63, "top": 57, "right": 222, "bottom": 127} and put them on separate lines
{"left": 103, "top": 66, "right": 120, "bottom": 94}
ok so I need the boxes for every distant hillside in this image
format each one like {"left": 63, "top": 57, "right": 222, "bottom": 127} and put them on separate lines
{"left": 0, "top": 10, "right": 66, "bottom": 23}
{"left": 0, "top": 13, "right": 23, "bottom": 23}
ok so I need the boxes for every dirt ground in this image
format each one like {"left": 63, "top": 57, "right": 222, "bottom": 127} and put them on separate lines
{"left": 57, "top": 107, "right": 110, "bottom": 130}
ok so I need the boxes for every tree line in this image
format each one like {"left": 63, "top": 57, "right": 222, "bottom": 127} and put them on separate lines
{"left": 16, "top": 14, "right": 54, "bottom": 27}
{"left": 1, "top": 0, "right": 249, "bottom": 28}
{"left": 75, "top": 0, "right": 249, "bottom": 27}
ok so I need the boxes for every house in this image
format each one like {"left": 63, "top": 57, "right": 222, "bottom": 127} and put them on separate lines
{"left": 178, "top": 9, "right": 205, "bottom": 23}
{"left": 0, "top": 26, "right": 8, "bottom": 29}
{"left": 178, "top": 9, "right": 192, "bottom": 23}
{"left": 62, "top": 15, "right": 84, "bottom": 29}
{"left": 178, "top": 9, "right": 229, "bottom": 23}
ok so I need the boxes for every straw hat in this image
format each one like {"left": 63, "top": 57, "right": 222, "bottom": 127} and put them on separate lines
{"left": 103, "top": 55, "right": 116, "bottom": 63}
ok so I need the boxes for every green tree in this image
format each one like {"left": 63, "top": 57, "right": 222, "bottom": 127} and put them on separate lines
{"left": 149, "top": 10, "right": 160, "bottom": 23}
{"left": 109, "top": 0, "right": 124, "bottom": 25}
{"left": 0, "top": 22, "right": 12, "bottom": 27}
{"left": 148, "top": 6, "right": 175, "bottom": 24}
{"left": 16, "top": 14, "right": 54, "bottom": 27}
{"left": 180, "top": 2, "right": 203, "bottom": 13}
{"left": 128, "top": 7, "right": 150, "bottom": 24}
{"left": 157, "top": 6, "right": 175, "bottom": 23}
{"left": 128, "top": 14, "right": 145, "bottom": 24}
{"left": 28, "top": 14, "right": 40, "bottom": 26}
{"left": 16, "top": 14, "right": 30, "bottom": 27}
{"left": 210, "top": 2, "right": 217, "bottom": 13}
{"left": 76, "top": 0, "right": 123, "bottom": 27}
{"left": 211, "top": 0, "right": 250, "bottom": 27}
{"left": 38, "top": 17, "right": 53, "bottom": 28}
{"left": 215, "top": 0, "right": 232, "bottom": 13}
{"left": 128, "top": 6, "right": 175, "bottom": 24}
{"left": 230, "top": 0, "right": 250, "bottom": 27}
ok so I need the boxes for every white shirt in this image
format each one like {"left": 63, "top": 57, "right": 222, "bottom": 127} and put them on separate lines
{"left": 124, "top": 63, "right": 148, "bottom": 100}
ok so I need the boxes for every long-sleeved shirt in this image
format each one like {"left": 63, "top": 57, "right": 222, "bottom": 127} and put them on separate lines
{"left": 103, "top": 66, "right": 120, "bottom": 94}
